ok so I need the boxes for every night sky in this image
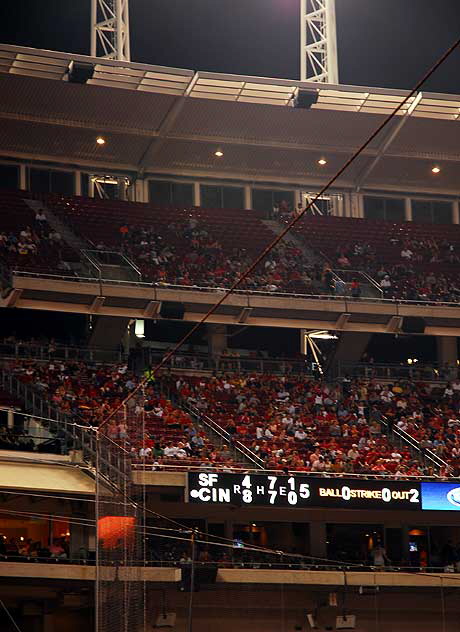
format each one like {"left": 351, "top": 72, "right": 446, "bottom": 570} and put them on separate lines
{"left": 1, "top": 0, "right": 460, "bottom": 93}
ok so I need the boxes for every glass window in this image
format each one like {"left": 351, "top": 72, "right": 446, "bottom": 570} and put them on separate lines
{"left": 222, "top": 186, "right": 244, "bottom": 209}
{"left": 171, "top": 183, "right": 193, "bottom": 207}
{"left": 412, "top": 199, "right": 452, "bottom": 224}
{"left": 273, "top": 190, "right": 294, "bottom": 210}
{"left": 200, "top": 185, "right": 221, "bottom": 208}
{"left": 30, "top": 168, "right": 74, "bottom": 195}
{"left": 50, "top": 170, "right": 74, "bottom": 195}
{"left": 252, "top": 189, "right": 273, "bottom": 213}
{"left": 0, "top": 164, "right": 19, "bottom": 189}
{"left": 29, "top": 168, "right": 50, "bottom": 193}
{"left": 385, "top": 198, "right": 405, "bottom": 222}
{"left": 149, "top": 180, "right": 193, "bottom": 206}
{"left": 364, "top": 196, "right": 385, "bottom": 220}
{"left": 364, "top": 196, "right": 404, "bottom": 221}
{"left": 412, "top": 200, "right": 432, "bottom": 224}
{"left": 149, "top": 180, "right": 172, "bottom": 205}
{"left": 252, "top": 189, "right": 294, "bottom": 214}
{"left": 432, "top": 201, "right": 452, "bottom": 224}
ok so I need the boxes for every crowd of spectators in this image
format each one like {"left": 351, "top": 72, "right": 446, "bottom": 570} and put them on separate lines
{"left": 169, "top": 374, "right": 429, "bottom": 477}
{"left": 94, "top": 217, "right": 323, "bottom": 294}
{"left": 5, "top": 351, "right": 460, "bottom": 476}
{"left": 0, "top": 210, "right": 68, "bottom": 270}
{"left": 328, "top": 236, "right": 460, "bottom": 303}
{"left": 165, "top": 370, "right": 460, "bottom": 477}
{"left": 3, "top": 358, "right": 242, "bottom": 469}
{"left": 0, "top": 536, "right": 70, "bottom": 562}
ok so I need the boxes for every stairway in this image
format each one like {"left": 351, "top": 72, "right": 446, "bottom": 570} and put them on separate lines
{"left": 24, "top": 198, "right": 87, "bottom": 252}
{"left": 262, "top": 219, "right": 382, "bottom": 299}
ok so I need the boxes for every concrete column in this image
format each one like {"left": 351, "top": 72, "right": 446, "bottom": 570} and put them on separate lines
{"left": 332, "top": 194, "right": 344, "bottom": 217}
{"left": 293, "top": 189, "right": 299, "bottom": 209}
{"left": 350, "top": 193, "right": 361, "bottom": 218}
{"left": 244, "top": 185, "right": 252, "bottom": 210}
{"left": 19, "top": 164, "right": 27, "bottom": 190}
{"left": 43, "top": 613, "right": 55, "bottom": 632}
{"left": 224, "top": 521, "right": 233, "bottom": 541}
{"left": 437, "top": 336, "right": 458, "bottom": 379}
{"left": 453, "top": 200, "right": 459, "bottom": 225}
{"left": 207, "top": 324, "right": 227, "bottom": 357}
{"left": 329, "top": 332, "right": 371, "bottom": 377}
{"left": 309, "top": 522, "right": 327, "bottom": 559}
{"left": 74, "top": 170, "right": 81, "bottom": 196}
{"left": 70, "top": 523, "right": 87, "bottom": 560}
{"left": 7, "top": 409, "right": 14, "bottom": 429}
{"left": 194, "top": 182, "right": 201, "bottom": 207}
{"left": 405, "top": 197, "right": 412, "bottom": 222}
{"left": 135, "top": 178, "right": 145, "bottom": 203}
{"left": 343, "top": 192, "right": 352, "bottom": 217}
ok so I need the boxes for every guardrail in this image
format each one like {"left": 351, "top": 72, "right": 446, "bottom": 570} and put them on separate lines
{"left": 130, "top": 462, "right": 450, "bottom": 480}
{"left": 182, "top": 401, "right": 265, "bottom": 470}
{"left": 0, "top": 341, "right": 126, "bottom": 363}
{"left": 0, "top": 556, "right": 454, "bottom": 574}
{"left": 11, "top": 270, "right": 460, "bottom": 308}
{"left": 337, "top": 362, "right": 456, "bottom": 382}
{"left": 146, "top": 348, "right": 313, "bottom": 376}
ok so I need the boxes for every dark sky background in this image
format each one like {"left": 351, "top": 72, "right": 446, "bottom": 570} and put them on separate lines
{"left": 1, "top": 0, "right": 460, "bottom": 93}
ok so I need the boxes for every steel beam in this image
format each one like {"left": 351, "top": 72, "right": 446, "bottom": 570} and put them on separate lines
{"left": 300, "top": 0, "right": 338, "bottom": 83}
{"left": 91, "top": 0, "right": 131, "bottom": 61}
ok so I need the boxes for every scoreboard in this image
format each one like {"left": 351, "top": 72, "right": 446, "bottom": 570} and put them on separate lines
{"left": 188, "top": 472, "right": 422, "bottom": 511}
{"left": 188, "top": 473, "right": 460, "bottom": 511}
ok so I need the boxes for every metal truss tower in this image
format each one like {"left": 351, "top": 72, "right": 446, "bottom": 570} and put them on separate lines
{"left": 300, "top": 0, "right": 339, "bottom": 83}
{"left": 91, "top": 0, "right": 131, "bottom": 62}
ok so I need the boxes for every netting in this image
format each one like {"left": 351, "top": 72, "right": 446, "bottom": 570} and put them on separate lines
{"left": 95, "top": 426, "right": 146, "bottom": 632}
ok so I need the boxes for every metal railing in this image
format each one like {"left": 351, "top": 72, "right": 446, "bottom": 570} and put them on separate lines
{"left": 10, "top": 269, "right": 460, "bottom": 308}
{"left": 146, "top": 348, "right": 313, "bottom": 376}
{"left": 182, "top": 400, "right": 265, "bottom": 470}
{"left": 336, "top": 361, "right": 456, "bottom": 382}
{"left": 0, "top": 340, "right": 126, "bottom": 363}
{"left": 130, "top": 462, "right": 450, "bottom": 480}
{"left": 334, "top": 269, "right": 383, "bottom": 299}
{"left": 0, "top": 369, "right": 131, "bottom": 487}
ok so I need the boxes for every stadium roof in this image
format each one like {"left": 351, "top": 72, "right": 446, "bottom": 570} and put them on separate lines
{"left": 1, "top": 44, "right": 460, "bottom": 194}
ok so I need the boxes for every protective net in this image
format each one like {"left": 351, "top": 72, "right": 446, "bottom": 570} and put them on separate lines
{"left": 95, "top": 421, "right": 146, "bottom": 632}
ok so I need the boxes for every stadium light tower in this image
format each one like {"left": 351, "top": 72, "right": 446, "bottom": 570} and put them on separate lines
{"left": 91, "top": 0, "right": 131, "bottom": 61}
{"left": 300, "top": 0, "right": 339, "bottom": 83}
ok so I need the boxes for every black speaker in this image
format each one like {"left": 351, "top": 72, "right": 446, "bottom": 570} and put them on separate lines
{"left": 68, "top": 61, "right": 95, "bottom": 84}
{"left": 160, "top": 301, "right": 185, "bottom": 320}
{"left": 293, "top": 89, "right": 319, "bottom": 109}
{"left": 401, "top": 316, "right": 426, "bottom": 334}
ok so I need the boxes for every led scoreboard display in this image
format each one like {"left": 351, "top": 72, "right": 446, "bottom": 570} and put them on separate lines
{"left": 188, "top": 473, "right": 422, "bottom": 511}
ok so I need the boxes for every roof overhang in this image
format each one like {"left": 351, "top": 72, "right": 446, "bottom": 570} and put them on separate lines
{"left": 1, "top": 45, "right": 460, "bottom": 193}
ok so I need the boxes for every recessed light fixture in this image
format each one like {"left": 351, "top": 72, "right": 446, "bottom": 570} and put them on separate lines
{"left": 215, "top": 150, "right": 224, "bottom": 157}
{"left": 308, "top": 330, "right": 338, "bottom": 340}
{"left": 96, "top": 136, "right": 106, "bottom": 145}
{"left": 318, "top": 158, "right": 327, "bottom": 166}
{"left": 431, "top": 166, "right": 441, "bottom": 174}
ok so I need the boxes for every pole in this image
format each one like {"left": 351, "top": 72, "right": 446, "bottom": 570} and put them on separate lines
{"left": 186, "top": 530, "right": 196, "bottom": 632}
{"left": 95, "top": 429, "right": 100, "bottom": 632}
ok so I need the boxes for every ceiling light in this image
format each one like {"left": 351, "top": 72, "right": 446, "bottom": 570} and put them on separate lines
{"left": 96, "top": 136, "right": 106, "bottom": 145}
{"left": 308, "top": 330, "right": 338, "bottom": 340}
{"left": 318, "top": 158, "right": 327, "bottom": 166}
{"left": 135, "top": 319, "right": 145, "bottom": 339}
{"left": 431, "top": 166, "right": 441, "bottom": 174}
{"left": 215, "top": 150, "right": 224, "bottom": 157}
